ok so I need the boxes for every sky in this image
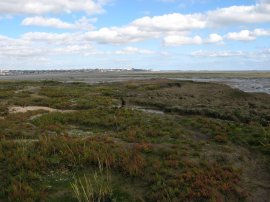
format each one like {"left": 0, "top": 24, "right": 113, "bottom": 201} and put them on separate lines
{"left": 0, "top": 0, "right": 270, "bottom": 70}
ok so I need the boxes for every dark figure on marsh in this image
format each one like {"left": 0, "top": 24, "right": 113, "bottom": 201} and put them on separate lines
{"left": 121, "top": 97, "right": 126, "bottom": 108}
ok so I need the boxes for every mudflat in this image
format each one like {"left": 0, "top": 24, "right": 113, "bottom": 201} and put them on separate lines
{"left": 1, "top": 71, "right": 269, "bottom": 94}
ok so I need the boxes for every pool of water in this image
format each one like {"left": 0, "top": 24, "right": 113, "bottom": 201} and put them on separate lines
{"left": 174, "top": 78, "right": 270, "bottom": 94}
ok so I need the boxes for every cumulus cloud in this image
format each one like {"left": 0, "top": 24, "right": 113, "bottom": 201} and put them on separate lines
{"left": 132, "top": 13, "right": 206, "bottom": 31}
{"left": 253, "top": 28, "right": 270, "bottom": 36}
{"left": 207, "top": 2, "right": 270, "bottom": 26}
{"left": 53, "top": 44, "right": 95, "bottom": 55}
{"left": 164, "top": 28, "right": 270, "bottom": 46}
{"left": 4, "top": 0, "right": 268, "bottom": 47}
{"left": 0, "top": 0, "right": 109, "bottom": 15}
{"left": 191, "top": 50, "right": 245, "bottom": 57}
{"left": 84, "top": 26, "right": 161, "bottom": 44}
{"left": 0, "top": 35, "right": 46, "bottom": 58}
{"left": 164, "top": 33, "right": 223, "bottom": 46}
{"left": 22, "top": 16, "right": 95, "bottom": 30}
{"left": 130, "top": 0, "right": 270, "bottom": 34}
{"left": 191, "top": 49, "right": 270, "bottom": 58}
{"left": 80, "top": 0, "right": 270, "bottom": 45}
{"left": 151, "top": 0, "right": 270, "bottom": 29}
{"left": 205, "top": 34, "right": 223, "bottom": 44}
{"left": 1, "top": 0, "right": 270, "bottom": 65}
{"left": 79, "top": 13, "right": 206, "bottom": 45}
{"left": 80, "top": 13, "right": 206, "bottom": 45}
{"left": 22, "top": 16, "right": 75, "bottom": 29}
{"left": 0, "top": 32, "right": 99, "bottom": 59}
{"left": 164, "top": 35, "right": 202, "bottom": 46}
{"left": 22, "top": 32, "right": 73, "bottom": 43}
{"left": 226, "top": 30, "right": 256, "bottom": 41}
{"left": 15, "top": 28, "right": 269, "bottom": 53}
{"left": 19, "top": 29, "right": 157, "bottom": 46}
{"left": 115, "top": 47, "right": 154, "bottom": 55}
{"left": 226, "top": 29, "right": 270, "bottom": 41}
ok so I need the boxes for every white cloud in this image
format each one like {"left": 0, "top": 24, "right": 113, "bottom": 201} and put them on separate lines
{"left": 76, "top": 17, "right": 97, "bottom": 30}
{"left": 164, "top": 33, "right": 223, "bottom": 46}
{"left": 84, "top": 26, "right": 160, "bottom": 44}
{"left": 253, "top": 28, "right": 270, "bottom": 36}
{"left": 157, "top": 0, "right": 270, "bottom": 29}
{"left": 205, "top": 33, "right": 223, "bottom": 44}
{"left": 191, "top": 49, "right": 270, "bottom": 58}
{"left": 22, "top": 16, "right": 95, "bottom": 30}
{"left": 207, "top": 2, "right": 270, "bottom": 26}
{"left": 78, "top": 0, "right": 270, "bottom": 45}
{"left": 80, "top": 13, "right": 206, "bottom": 45}
{"left": 226, "top": 29, "right": 270, "bottom": 41}
{"left": 53, "top": 44, "right": 95, "bottom": 55}
{"left": 133, "top": 0, "right": 270, "bottom": 34}
{"left": 191, "top": 50, "right": 245, "bottom": 57}
{"left": 2, "top": 0, "right": 270, "bottom": 47}
{"left": 226, "top": 30, "right": 256, "bottom": 41}
{"left": 0, "top": 0, "right": 109, "bottom": 15}
{"left": 0, "top": 32, "right": 99, "bottom": 59}
{"left": 1, "top": 0, "right": 270, "bottom": 65}
{"left": 115, "top": 47, "right": 154, "bottom": 55}
{"left": 22, "top": 32, "right": 73, "bottom": 43}
{"left": 20, "top": 29, "right": 157, "bottom": 46}
{"left": 18, "top": 28, "right": 269, "bottom": 50}
{"left": 132, "top": 13, "right": 206, "bottom": 31}
{"left": 22, "top": 16, "right": 74, "bottom": 29}
{"left": 164, "top": 35, "right": 202, "bottom": 46}
{"left": 0, "top": 35, "right": 46, "bottom": 58}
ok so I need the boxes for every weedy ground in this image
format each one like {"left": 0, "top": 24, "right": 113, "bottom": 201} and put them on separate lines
{"left": 0, "top": 79, "right": 269, "bottom": 202}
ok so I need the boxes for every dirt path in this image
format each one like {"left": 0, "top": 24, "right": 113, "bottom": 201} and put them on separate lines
{"left": 128, "top": 105, "right": 165, "bottom": 115}
{"left": 9, "top": 106, "right": 75, "bottom": 114}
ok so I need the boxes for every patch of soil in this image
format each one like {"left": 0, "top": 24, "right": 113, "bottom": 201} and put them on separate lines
{"left": 9, "top": 106, "right": 75, "bottom": 114}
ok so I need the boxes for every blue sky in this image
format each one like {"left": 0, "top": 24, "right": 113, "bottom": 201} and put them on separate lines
{"left": 0, "top": 0, "right": 270, "bottom": 70}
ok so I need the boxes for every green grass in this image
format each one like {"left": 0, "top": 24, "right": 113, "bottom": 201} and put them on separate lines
{"left": 0, "top": 79, "right": 269, "bottom": 201}
{"left": 71, "top": 160, "right": 113, "bottom": 202}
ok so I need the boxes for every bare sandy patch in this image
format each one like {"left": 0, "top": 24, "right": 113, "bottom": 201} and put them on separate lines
{"left": 9, "top": 106, "right": 75, "bottom": 114}
{"left": 129, "top": 105, "right": 165, "bottom": 115}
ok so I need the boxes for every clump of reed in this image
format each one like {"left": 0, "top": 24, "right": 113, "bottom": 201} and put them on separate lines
{"left": 71, "top": 159, "right": 113, "bottom": 202}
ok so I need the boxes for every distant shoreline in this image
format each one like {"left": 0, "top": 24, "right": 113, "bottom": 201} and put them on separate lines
{"left": 1, "top": 71, "right": 269, "bottom": 94}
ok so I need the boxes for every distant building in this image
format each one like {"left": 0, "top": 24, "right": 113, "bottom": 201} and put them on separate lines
{"left": 0, "top": 69, "right": 10, "bottom": 76}
{"left": 0, "top": 68, "right": 150, "bottom": 76}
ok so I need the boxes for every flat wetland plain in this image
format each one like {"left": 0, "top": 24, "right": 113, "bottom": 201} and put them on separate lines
{"left": 1, "top": 71, "right": 270, "bottom": 94}
{"left": 0, "top": 71, "right": 269, "bottom": 201}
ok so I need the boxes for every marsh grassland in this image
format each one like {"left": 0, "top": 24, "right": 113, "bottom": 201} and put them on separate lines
{"left": 0, "top": 79, "right": 269, "bottom": 201}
